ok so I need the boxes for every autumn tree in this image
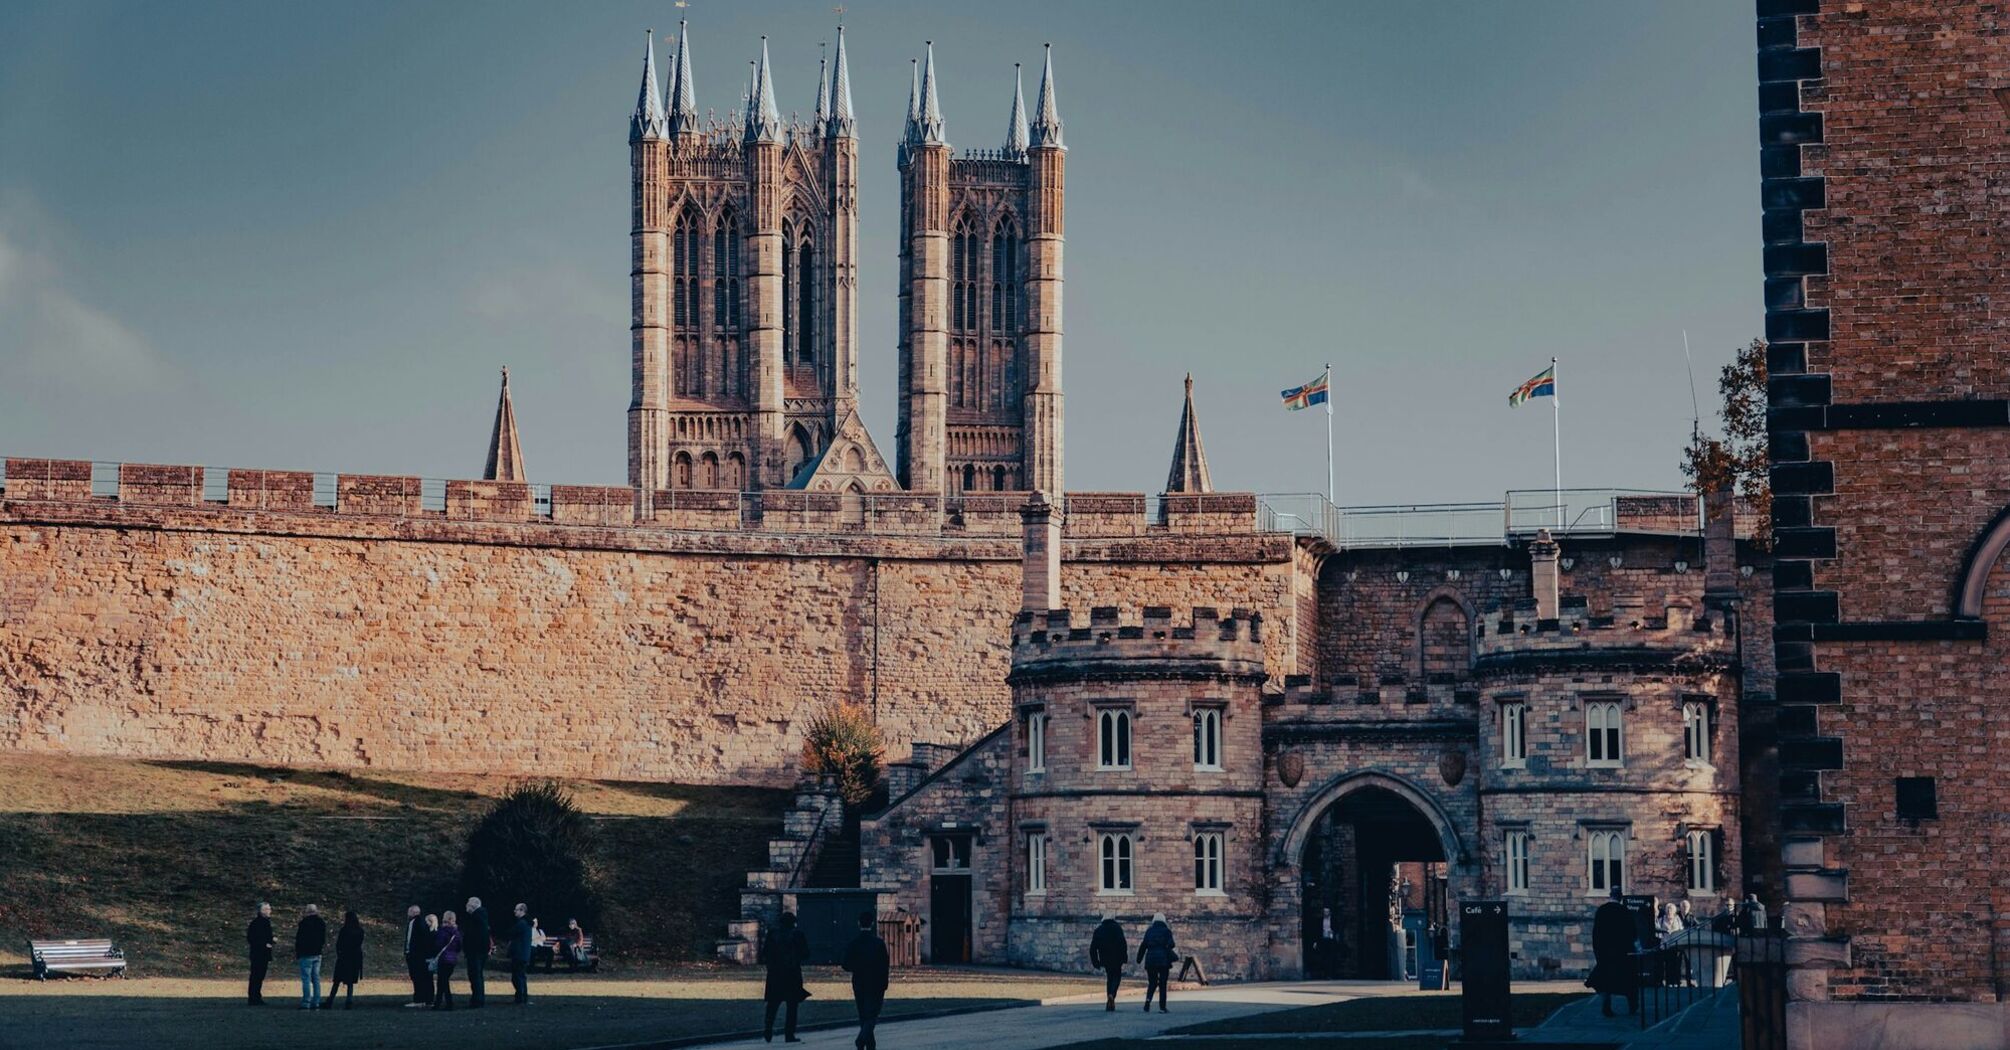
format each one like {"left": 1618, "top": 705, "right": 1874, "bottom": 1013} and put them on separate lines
{"left": 1681, "top": 337, "right": 1770, "bottom": 547}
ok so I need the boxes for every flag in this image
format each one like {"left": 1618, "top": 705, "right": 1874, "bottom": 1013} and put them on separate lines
{"left": 1281, "top": 371, "right": 1330, "bottom": 412}
{"left": 1508, "top": 364, "right": 1555, "bottom": 407}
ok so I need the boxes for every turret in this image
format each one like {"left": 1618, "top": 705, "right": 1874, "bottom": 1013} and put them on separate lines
{"left": 898, "top": 43, "right": 952, "bottom": 491}
{"left": 667, "top": 21, "right": 699, "bottom": 142}
{"left": 630, "top": 30, "right": 667, "bottom": 142}
{"left": 628, "top": 30, "right": 671, "bottom": 498}
{"left": 746, "top": 38, "right": 785, "bottom": 485}
{"left": 825, "top": 26, "right": 859, "bottom": 416}
{"left": 484, "top": 367, "right": 527, "bottom": 482}
{"left": 1004, "top": 64, "right": 1029, "bottom": 156}
{"left": 1023, "top": 44, "right": 1066, "bottom": 494}
{"left": 1164, "top": 374, "right": 1212, "bottom": 494}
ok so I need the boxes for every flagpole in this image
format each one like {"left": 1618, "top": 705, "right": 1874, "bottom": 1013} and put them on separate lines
{"left": 1325, "top": 363, "right": 1335, "bottom": 506}
{"left": 1551, "top": 356, "right": 1562, "bottom": 528}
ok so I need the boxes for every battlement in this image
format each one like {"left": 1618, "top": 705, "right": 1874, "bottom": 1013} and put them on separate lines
{"left": 1008, "top": 605, "right": 1268, "bottom": 681}
{"left": 1474, "top": 596, "right": 1733, "bottom": 661}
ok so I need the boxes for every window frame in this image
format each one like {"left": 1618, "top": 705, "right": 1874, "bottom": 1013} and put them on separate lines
{"left": 1682, "top": 700, "right": 1713, "bottom": 767}
{"left": 1026, "top": 830, "right": 1048, "bottom": 896}
{"left": 1500, "top": 700, "right": 1528, "bottom": 768}
{"left": 1686, "top": 829, "right": 1716, "bottom": 894}
{"left": 1025, "top": 710, "right": 1047, "bottom": 774}
{"left": 1097, "top": 832, "right": 1135, "bottom": 896}
{"left": 1586, "top": 828, "right": 1626, "bottom": 895}
{"left": 1193, "top": 831, "right": 1225, "bottom": 896}
{"left": 1192, "top": 706, "right": 1223, "bottom": 772}
{"left": 1505, "top": 830, "right": 1532, "bottom": 896}
{"left": 1096, "top": 707, "right": 1133, "bottom": 772}
{"left": 1585, "top": 701, "right": 1624, "bottom": 768}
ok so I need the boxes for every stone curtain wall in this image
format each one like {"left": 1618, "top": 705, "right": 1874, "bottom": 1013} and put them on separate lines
{"left": 0, "top": 501, "right": 1296, "bottom": 785}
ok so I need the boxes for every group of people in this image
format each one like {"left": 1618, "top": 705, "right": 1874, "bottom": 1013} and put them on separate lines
{"left": 1589, "top": 888, "right": 1773, "bottom": 1017}
{"left": 247, "top": 898, "right": 576, "bottom": 1010}
{"left": 1089, "top": 913, "right": 1181, "bottom": 1013}
{"left": 759, "top": 910, "right": 891, "bottom": 1048}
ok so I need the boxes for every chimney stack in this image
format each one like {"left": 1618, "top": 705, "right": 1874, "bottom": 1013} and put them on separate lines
{"left": 1529, "top": 528, "right": 1561, "bottom": 620}
{"left": 1021, "top": 492, "right": 1062, "bottom": 613}
{"left": 1702, "top": 487, "right": 1739, "bottom": 608}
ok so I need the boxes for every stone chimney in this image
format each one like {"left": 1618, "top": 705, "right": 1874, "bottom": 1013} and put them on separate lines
{"left": 1702, "top": 486, "right": 1738, "bottom": 608}
{"left": 1529, "top": 528, "right": 1561, "bottom": 620}
{"left": 1021, "top": 492, "right": 1062, "bottom": 613}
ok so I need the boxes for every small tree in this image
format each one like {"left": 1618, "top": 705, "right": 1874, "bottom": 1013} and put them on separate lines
{"left": 800, "top": 702, "right": 885, "bottom": 807}
{"left": 460, "top": 782, "right": 602, "bottom": 934}
{"left": 1681, "top": 337, "right": 1771, "bottom": 548}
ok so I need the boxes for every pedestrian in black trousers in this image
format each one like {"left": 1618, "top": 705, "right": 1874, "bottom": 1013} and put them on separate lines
{"left": 763, "top": 912, "right": 811, "bottom": 1043}
{"left": 841, "top": 910, "right": 890, "bottom": 1050}
{"left": 463, "top": 897, "right": 492, "bottom": 1008}
{"left": 431, "top": 910, "right": 463, "bottom": 1011}
{"left": 246, "top": 903, "right": 275, "bottom": 1006}
{"left": 402, "top": 905, "right": 430, "bottom": 1006}
{"left": 1137, "top": 914, "right": 1176, "bottom": 1013}
{"left": 326, "top": 910, "right": 364, "bottom": 1009}
{"left": 508, "top": 903, "right": 534, "bottom": 1005}
{"left": 1089, "top": 913, "right": 1126, "bottom": 1012}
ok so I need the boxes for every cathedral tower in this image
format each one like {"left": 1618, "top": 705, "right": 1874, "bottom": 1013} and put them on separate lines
{"left": 626, "top": 24, "right": 861, "bottom": 496}
{"left": 897, "top": 46, "right": 1066, "bottom": 495}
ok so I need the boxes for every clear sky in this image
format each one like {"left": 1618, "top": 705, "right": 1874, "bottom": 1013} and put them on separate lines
{"left": 0, "top": 0, "right": 1759, "bottom": 504}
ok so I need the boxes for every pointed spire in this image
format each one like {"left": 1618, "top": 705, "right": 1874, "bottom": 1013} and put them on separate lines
{"left": 916, "top": 41, "right": 946, "bottom": 145}
{"left": 1004, "top": 63, "right": 1029, "bottom": 154}
{"left": 828, "top": 26, "right": 855, "bottom": 138}
{"left": 813, "top": 47, "right": 830, "bottom": 136}
{"left": 1031, "top": 43, "right": 1064, "bottom": 150}
{"left": 667, "top": 20, "right": 699, "bottom": 136}
{"left": 485, "top": 368, "right": 527, "bottom": 483}
{"left": 747, "top": 37, "right": 781, "bottom": 143}
{"left": 630, "top": 30, "right": 667, "bottom": 142}
{"left": 903, "top": 58, "right": 921, "bottom": 143}
{"left": 1164, "top": 374, "right": 1213, "bottom": 494}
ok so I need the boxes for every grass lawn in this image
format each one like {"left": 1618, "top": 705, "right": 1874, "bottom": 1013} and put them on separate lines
{"left": 0, "top": 754, "right": 789, "bottom": 977}
{"left": 1169, "top": 990, "right": 1583, "bottom": 1035}
{"left": 0, "top": 967, "right": 1099, "bottom": 1050}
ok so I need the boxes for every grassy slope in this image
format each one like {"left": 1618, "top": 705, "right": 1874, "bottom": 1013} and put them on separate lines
{"left": 0, "top": 754, "right": 788, "bottom": 976}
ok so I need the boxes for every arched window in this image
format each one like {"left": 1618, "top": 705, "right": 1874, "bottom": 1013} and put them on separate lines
{"left": 1097, "top": 708, "right": 1132, "bottom": 770}
{"left": 962, "top": 463, "right": 977, "bottom": 492}
{"left": 1682, "top": 701, "right": 1712, "bottom": 766}
{"left": 1587, "top": 829, "right": 1626, "bottom": 893}
{"left": 1025, "top": 710, "right": 1046, "bottom": 773}
{"left": 1192, "top": 708, "right": 1222, "bottom": 770}
{"left": 992, "top": 464, "right": 1008, "bottom": 491}
{"left": 1505, "top": 830, "right": 1532, "bottom": 895}
{"left": 1098, "top": 833, "right": 1133, "bottom": 894}
{"left": 1585, "top": 702, "right": 1624, "bottom": 767}
{"left": 1026, "top": 831, "right": 1047, "bottom": 895}
{"left": 1686, "top": 829, "right": 1716, "bottom": 893}
{"left": 1193, "top": 832, "right": 1223, "bottom": 894}
{"left": 674, "top": 206, "right": 702, "bottom": 332}
{"left": 796, "top": 232, "right": 815, "bottom": 364}
{"left": 1420, "top": 596, "right": 1472, "bottom": 680}
{"left": 673, "top": 451, "right": 693, "bottom": 488}
{"left": 713, "top": 210, "right": 741, "bottom": 331}
{"left": 781, "top": 221, "right": 795, "bottom": 365}
{"left": 699, "top": 451, "right": 719, "bottom": 489}
{"left": 992, "top": 217, "right": 1019, "bottom": 332}
{"left": 784, "top": 426, "right": 812, "bottom": 483}
{"left": 1500, "top": 701, "right": 1527, "bottom": 767}
{"left": 725, "top": 452, "right": 745, "bottom": 491}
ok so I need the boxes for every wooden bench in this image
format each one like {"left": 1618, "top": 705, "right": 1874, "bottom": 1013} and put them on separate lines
{"left": 535, "top": 934, "right": 600, "bottom": 973}
{"left": 30, "top": 939, "right": 127, "bottom": 980}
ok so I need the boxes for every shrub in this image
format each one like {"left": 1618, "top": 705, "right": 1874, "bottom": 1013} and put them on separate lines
{"left": 799, "top": 702, "right": 885, "bottom": 806}
{"left": 459, "top": 782, "right": 602, "bottom": 935}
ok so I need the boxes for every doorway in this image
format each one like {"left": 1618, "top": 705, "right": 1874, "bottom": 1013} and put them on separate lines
{"left": 1300, "top": 785, "right": 1449, "bottom": 979}
{"left": 929, "top": 834, "right": 973, "bottom": 963}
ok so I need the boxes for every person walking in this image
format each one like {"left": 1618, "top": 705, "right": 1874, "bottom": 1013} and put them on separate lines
{"left": 1740, "top": 893, "right": 1769, "bottom": 934}
{"left": 295, "top": 904, "right": 327, "bottom": 1010}
{"left": 508, "top": 903, "right": 534, "bottom": 1005}
{"left": 841, "top": 910, "right": 890, "bottom": 1050}
{"left": 763, "top": 911, "right": 811, "bottom": 1043}
{"left": 431, "top": 910, "right": 463, "bottom": 1010}
{"left": 402, "top": 905, "right": 430, "bottom": 1007}
{"left": 327, "top": 910, "right": 364, "bottom": 1009}
{"left": 1088, "top": 913, "right": 1126, "bottom": 1012}
{"left": 1590, "top": 886, "right": 1638, "bottom": 1017}
{"left": 246, "top": 902, "right": 275, "bottom": 1006}
{"left": 1136, "top": 914, "right": 1176, "bottom": 1014}
{"left": 463, "top": 897, "right": 491, "bottom": 1008}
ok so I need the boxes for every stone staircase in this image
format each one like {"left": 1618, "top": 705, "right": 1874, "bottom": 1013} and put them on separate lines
{"left": 714, "top": 781, "right": 843, "bottom": 964}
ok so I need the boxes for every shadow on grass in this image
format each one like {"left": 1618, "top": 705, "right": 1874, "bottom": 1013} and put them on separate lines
{"left": 142, "top": 760, "right": 489, "bottom": 813}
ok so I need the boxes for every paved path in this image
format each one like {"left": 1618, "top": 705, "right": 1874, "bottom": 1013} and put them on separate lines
{"left": 697, "top": 981, "right": 1407, "bottom": 1050}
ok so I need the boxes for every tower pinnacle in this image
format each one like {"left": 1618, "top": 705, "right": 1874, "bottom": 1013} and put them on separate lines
{"left": 1031, "top": 43, "right": 1064, "bottom": 150}
{"left": 747, "top": 37, "right": 781, "bottom": 143}
{"left": 903, "top": 58, "right": 921, "bottom": 144}
{"left": 485, "top": 367, "right": 527, "bottom": 483}
{"left": 917, "top": 42, "right": 946, "bottom": 145}
{"left": 828, "top": 26, "right": 855, "bottom": 138}
{"left": 1005, "top": 63, "right": 1029, "bottom": 154}
{"left": 813, "top": 48, "right": 830, "bottom": 136}
{"left": 667, "top": 20, "right": 699, "bottom": 136}
{"left": 630, "top": 30, "right": 667, "bottom": 142}
{"left": 1164, "top": 374, "right": 1212, "bottom": 494}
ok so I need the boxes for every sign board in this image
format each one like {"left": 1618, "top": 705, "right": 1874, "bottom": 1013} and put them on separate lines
{"left": 1460, "top": 899, "right": 1512, "bottom": 1041}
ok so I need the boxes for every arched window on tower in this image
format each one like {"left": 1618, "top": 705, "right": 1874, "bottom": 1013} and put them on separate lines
{"left": 992, "top": 217, "right": 1019, "bottom": 332}
{"left": 797, "top": 230, "right": 815, "bottom": 366}
{"left": 962, "top": 463, "right": 977, "bottom": 492}
{"left": 714, "top": 209, "right": 742, "bottom": 332}
{"left": 992, "top": 464, "right": 1007, "bottom": 491}
{"left": 781, "top": 221, "right": 796, "bottom": 366}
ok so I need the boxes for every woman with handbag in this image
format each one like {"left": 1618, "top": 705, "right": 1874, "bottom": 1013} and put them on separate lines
{"left": 431, "top": 910, "right": 464, "bottom": 1011}
{"left": 327, "top": 910, "right": 365, "bottom": 1009}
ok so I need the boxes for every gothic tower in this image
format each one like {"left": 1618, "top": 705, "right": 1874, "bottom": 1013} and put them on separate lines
{"left": 627, "top": 24, "right": 860, "bottom": 497}
{"left": 896, "top": 45, "right": 1066, "bottom": 495}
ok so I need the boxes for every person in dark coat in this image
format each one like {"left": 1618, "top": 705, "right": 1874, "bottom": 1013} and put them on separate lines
{"left": 246, "top": 902, "right": 275, "bottom": 1006}
{"left": 431, "top": 910, "right": 464, "bottom": 1011}
{"left": 763, "top": 912, "right": 812, "bottom": 1043}
{"left": 462, "top": 897, "right": 492, "bottom": 1008}
{"left": 841, "top": 910, "right": 890, "bottom": 1050}
{"left": 402, "top": 905, "right": 430, "bottom": 1006}
{"left": 508, "top": 903, "right": 534, "bottom": 1005}
{"left": 294, "top": 904, "right": 328, "bottom": 1010}
{"left": 1136, "top": 914, "right": 1176, "bottom": 1013}
{"left": 326, "top": 910, "right": 364, "bottom": 1009}
{"left": 1590, "top": 886, "right": 1639, "bottom": 1017}
{"left": 1088, "top": 913, "right": 1126, "bottom": 1012}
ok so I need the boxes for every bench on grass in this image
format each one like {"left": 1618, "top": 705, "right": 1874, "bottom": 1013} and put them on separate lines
{"left": 30, "top": 938, "right": 127, "bottom": 980}
{"left": 535, "top": 934, "right": 600, "bottom": 973}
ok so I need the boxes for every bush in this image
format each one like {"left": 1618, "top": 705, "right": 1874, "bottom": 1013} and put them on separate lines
{"left": 799, "top": 702, "right": 885, "bottom": 806}
{"left": 459, "top": 782, "right": 602, "bottom": 934}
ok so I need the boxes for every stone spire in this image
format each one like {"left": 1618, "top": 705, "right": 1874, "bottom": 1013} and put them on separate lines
{"left": 747, "top": 37, "right": 781, "bottom": 143}
{"left": 828, "top": 26, "right": 855, "bottom": 138}
{"left": 813, "top": 48, "right": 830, "bottom": 136}
{"left": 630, "top": 30, "right": 667, "bottom": 142}
{"left": 667, "top": 20, "right": 699, "bottom": 136}
{"left": 902, "top": 58, "right": 920, "bottom": 144}
{"left": 1164, "top": 374, "right": 1213, "bottom": 494}
{"left": 484, "top": 368, "right": 527, "bottom": 483}
{"left": 1004, "top": 63, "right": 1029, "bottom": 154}
{"left": 1030, "top": 43, "right": 1064, "bottom": 149}
{"left": 916, "top": 42, "right": 946, "bottom": 145}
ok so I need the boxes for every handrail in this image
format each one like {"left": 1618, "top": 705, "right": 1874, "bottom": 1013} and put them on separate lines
{"left": 787, "top": 798, "right": 840, "bottom": 888}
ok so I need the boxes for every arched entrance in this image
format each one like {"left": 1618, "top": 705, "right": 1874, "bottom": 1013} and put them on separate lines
{"left": 1291, "top": 780, "right": 1455, "bottom": 980}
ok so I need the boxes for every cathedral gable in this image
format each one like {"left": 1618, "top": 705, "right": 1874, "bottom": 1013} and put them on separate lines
{"left": 788, "top": 408, "right": 897, "bottom": 492}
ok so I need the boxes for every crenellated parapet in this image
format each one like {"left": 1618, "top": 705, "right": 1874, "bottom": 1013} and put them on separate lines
{"left": 1474, "top": 597, "right": 1734, "bottom": 672}
{"left": 1009, "top": 605, "right": 1267, "bottom": 684}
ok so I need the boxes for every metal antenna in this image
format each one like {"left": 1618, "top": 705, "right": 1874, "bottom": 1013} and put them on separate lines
{"left": 1682, "top": 329, "right": 1703, "bottom": 442}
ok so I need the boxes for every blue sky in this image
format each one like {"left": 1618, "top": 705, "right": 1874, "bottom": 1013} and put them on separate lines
{"left": 0, "top": 1, "right": 1759, "bottom": 503}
